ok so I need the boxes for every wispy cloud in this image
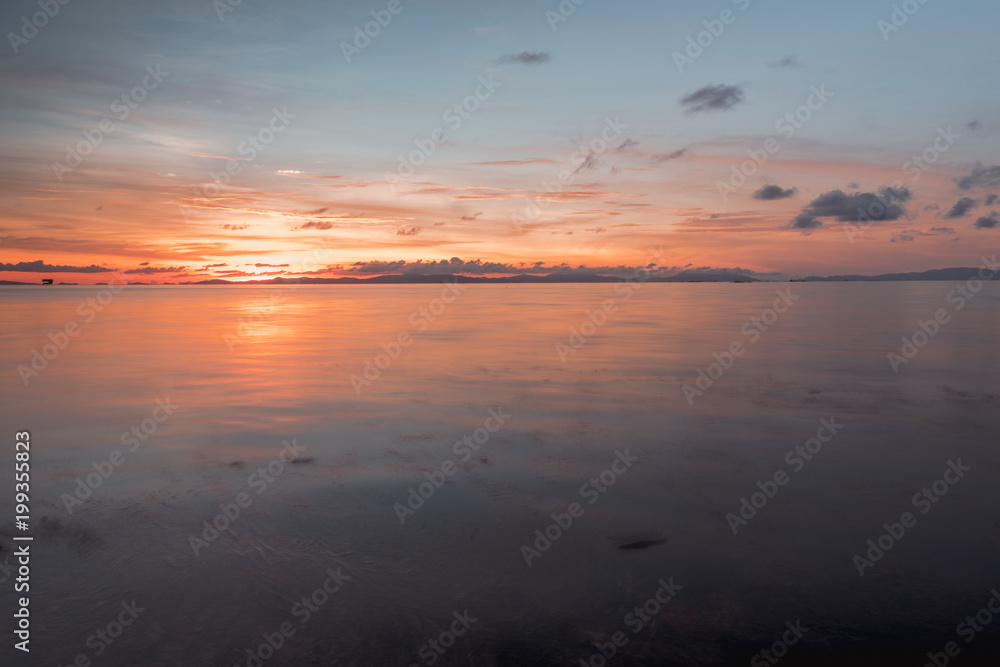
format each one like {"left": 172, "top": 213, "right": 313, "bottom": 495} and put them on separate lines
{"left": 769, "top": 55, "right": 802, "bottom": 68}
{"left": 680, "top": 84, "right": 745, "bottom": 115}
{"left": 496, "top": 52, "right": 551, "bottom": 65}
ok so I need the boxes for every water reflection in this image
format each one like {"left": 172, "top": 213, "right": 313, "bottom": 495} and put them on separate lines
{"left": 1, "top": 283, "right": 998, "bottom": 665}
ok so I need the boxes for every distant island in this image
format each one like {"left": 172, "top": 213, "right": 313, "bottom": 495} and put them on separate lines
{"left": 1, "top": 266, "right": 995, "bottom": 286}
{"left": 796, "top": 267, "right": 994, "bottom": 282}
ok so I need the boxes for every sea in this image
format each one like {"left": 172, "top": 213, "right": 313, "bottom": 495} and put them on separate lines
{"left": 1, "top": 281, "right": 998, "bottom": 666}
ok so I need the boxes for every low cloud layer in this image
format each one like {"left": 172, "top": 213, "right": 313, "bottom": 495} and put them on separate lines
{"left": 0, "top": 260, "right": 113, "bottom": 273}
{"left": 334, "top": 257, "right": 765, "bottom": 279}
{"left": 124, "top": 266, "right": 188, "bottom": 274}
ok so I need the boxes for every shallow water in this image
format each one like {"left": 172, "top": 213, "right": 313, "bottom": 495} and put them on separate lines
{"left": 1, "top": 282, "right": 999, "bottom": 666}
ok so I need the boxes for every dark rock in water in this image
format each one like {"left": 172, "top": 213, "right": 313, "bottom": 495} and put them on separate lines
{"left": 291, "top": 457, "right": 316, "bottom": 465}
{"left": 618, "top": 539, "right": 666, "bottom": 550}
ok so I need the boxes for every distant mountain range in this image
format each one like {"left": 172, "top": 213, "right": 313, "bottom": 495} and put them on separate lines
{"left": 1, "top": 266, "right": 995, "bottom": 286}
{"left": 183, "top": 270, "right": 758, "bottom": 285}
{"left": 797, "top": 267, "right": 993, "bottom": 282}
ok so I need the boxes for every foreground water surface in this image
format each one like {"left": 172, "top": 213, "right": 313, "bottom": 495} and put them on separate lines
{"left": 1, "top": 282, "right": 999, "bottom": 666}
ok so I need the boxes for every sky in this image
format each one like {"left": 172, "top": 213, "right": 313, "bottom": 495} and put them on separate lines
{"left": 1, "top": 0, "right": 999, "bottom": 283}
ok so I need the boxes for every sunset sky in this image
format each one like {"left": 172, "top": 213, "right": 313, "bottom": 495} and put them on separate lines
{"left": 2, "top": 0, "right": 999, "bottom": 283}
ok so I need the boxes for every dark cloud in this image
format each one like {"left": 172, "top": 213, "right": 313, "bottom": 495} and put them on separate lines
{"left": 221, "top": 224, "right": 249, "bottom": 230}
{"left": 789, "top": 186, "right": 911, "bottom": 230}
{"left": 573, "top": 151, "right": 601, "bottom": 174}
{"left": 496, "top": 51, "right": 551, "bottom": 65}
{"left": 204, "top": 263, "right": 228, "bottom": 268}
{"left": 974, "top": 212, "right": 999, "bottom": 229}
{"left": 847, "top": 182, "right": 859, "bottom": 189}
{"left": 930, "top": 226, "right": 956, "bottom": 234}
{"left": 0, "top": 260, "right": 114, "bottom": 273}
{"left": 924, "top": 204, "right": 940, "bottom": 211}
{"left": 679, "top": 84, "right": 745, "bottom": 115}
{"left": 124, "top": 266, "right": 188, "bottom": 275}
{"left": 986, "top": 194, "right": 998, "bottom": 206}
{"left": 967, "top": 120, "right": 981, "bottom": 132}
{"left": 944, "top": 197, "right": 978, "bottom": 219}
{"left": 302, "top": 207, "right": 328, "bottom": 216}
{"left": 652, "top": 148, "right": 687, "bottom": 163}
{"left": 769, "top": 55, "right": 802, "bottom": 68}
{"left": 616, "top": 138, "right": 638, "bottom": 152}
{"left": 891, "top": 232, "right": 916, "bottom": 243}
{"left": 397, "top": 227, "right": 420, "bottom": 236}
{"left": 956, "top": 164, "right": 1000, "bottom": 190}
{"left": 253, "top": 263, "right": 289, "bottom": 267}
{"left": 754, "top": 184, "right": 797, "bottom": 200}
{"left": 138, "top": 261, "right": 149, "bottom": 266}
{"left": 790, "top": 215, "right": 822, "bottom": 230}
{"left": 460, "top": 212, "right": 482, "bottom": 220}
{"left": 299, "top": 221, "right": 334, "bottom": 230}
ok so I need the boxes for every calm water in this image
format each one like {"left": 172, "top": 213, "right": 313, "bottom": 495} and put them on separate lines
{"left": 1, "top": 283, "right": 999, "bottom": 666}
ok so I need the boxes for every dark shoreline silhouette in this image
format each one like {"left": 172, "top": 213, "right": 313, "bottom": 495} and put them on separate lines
{"left": 1, "top": 266, "right": 994, "bottom": 286}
